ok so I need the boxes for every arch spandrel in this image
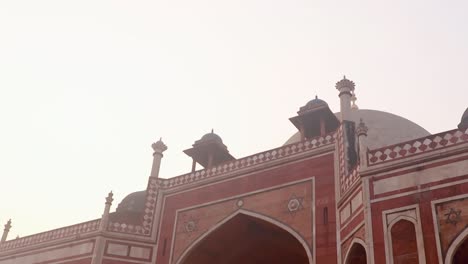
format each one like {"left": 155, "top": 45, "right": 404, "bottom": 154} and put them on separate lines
{"left": 434, "top": 198, "right": 468, "bottom": 256}
{"left": 169, "top": 180, "right": 314, "bottom": 263}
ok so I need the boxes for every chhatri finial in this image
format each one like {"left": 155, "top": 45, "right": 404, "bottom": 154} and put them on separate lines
{"left": 336, "top": 76, "right": 355, "bottom": 91}
{"left": 105, "top": 191, "right": 114, "bottom": 205}
{"left": 152, "top": 137, "right": 168, "bottom": 154}
{"left": 4, "top": 219, "right": 11, "bottom": 231}
{"left": 211, "top": 129, "right": 214, "bottom": 134}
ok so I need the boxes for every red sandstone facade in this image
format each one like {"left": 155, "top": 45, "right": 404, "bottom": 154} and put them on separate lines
{"left": 0, "top": 78, "right": 467, "bottom": 264}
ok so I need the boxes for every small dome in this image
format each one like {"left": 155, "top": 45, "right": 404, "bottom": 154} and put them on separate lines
{"left": 305, "top": 96, "right": 328, "bottom": 108}
{"left": 115, "top": 190, "right": 146, "bottom": 213}
{"left": 298, "top": 96, "right": 328, "bottom": 114}
{"left": 195, "top": 130, "right": 223, "bottom": 145}
{"left": 285, "top": 109, "right": 431, "bottom": 149}
{"left": 459, "top": 107, "right": 468, "bottom": 129}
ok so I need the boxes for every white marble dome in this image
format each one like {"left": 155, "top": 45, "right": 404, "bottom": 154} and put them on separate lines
{"left": 285, "top": 109, "right": 430, "bottom": 149}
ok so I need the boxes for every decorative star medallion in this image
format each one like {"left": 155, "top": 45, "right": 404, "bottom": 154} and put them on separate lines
{"left": 287, "top": 194, "right": 304, "bottom": 214}
{"left": 445, "top": 208, "right": 462, "bottom": 226}
{"left": 183, "top": 216, "right": 199, "bottom": 234}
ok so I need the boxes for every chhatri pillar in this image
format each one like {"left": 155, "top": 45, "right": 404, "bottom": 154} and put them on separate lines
{"left": 1, "top": 219, "right": 11, "bottom": 243}
{"left": 99, "top": 191, "right": 114, "bottom": 231}
{"left": 91, "top": 191, "right": 114, "bottom": 264}
{"left": 335, "top": 76, "right": 355, "bottom": 122}
{"left": 150, "top": 138, "right": 168, "bottom": 178}
{"left": 356, "top": 119, "right": 369, "bottom": 169}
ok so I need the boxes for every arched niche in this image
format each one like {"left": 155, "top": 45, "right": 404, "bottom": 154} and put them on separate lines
{"left": 384, "top": 210, "right": 426, "bottom": 264}
{"left": 390, "top": 219, "right": 419, "bottom": 264}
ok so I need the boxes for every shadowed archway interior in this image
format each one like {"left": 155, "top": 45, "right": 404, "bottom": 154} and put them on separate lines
{"left": 345, "top": 243, "right": 367, "bottom": 264}
{"left": 453, "top": 235, "right": 468, "bottom": 264}
{"left": 179, "top": 213, "right": 310, "bottom": 264}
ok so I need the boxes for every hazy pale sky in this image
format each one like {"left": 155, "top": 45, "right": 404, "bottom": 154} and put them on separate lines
{"left": 0, "top": 0, "right": 467, "bottom": 238}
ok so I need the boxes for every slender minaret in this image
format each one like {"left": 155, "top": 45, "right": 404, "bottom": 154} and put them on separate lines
{"left": 1, "top": 219, "right": 11, "bottom": 243}
{"left": 356, "top": 119, "right": 369, "bottom": 169}
{"left": 91, "top": 191, "right": 114, "bottom": 264}
{"left": 335, "top": 76, "right": 355, "bottom": 122}
{"left": 150, "top": 138, "right": 168, "bottom": 178}
{"left": 99, "top": 191, "right": 114, "bottom": 231}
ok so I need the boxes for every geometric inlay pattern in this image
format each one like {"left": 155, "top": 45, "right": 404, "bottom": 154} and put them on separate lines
{"left": 368, "top": 128, "right": 468, "bottom": 166}
{"left": 0, "top": 219, "right": 101, "bottom": 251}
{"left": 157, "top": 133, "right": 336, "bottom": 189}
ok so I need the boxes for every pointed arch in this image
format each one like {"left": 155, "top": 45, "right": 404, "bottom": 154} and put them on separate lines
{"left": 175, "top": 209, "right": 313, "bottom": 264}
{"left": 445, "top": 227, "right": 468, "bottom": 264}
{"left": 344, "top": 238, "right": 368, "bottom": 264}
{"left": 388, "top": 215, "right": 417, "bottom": 230}
{"left": 386, "top": 215, "right": 426, "bottom": 264}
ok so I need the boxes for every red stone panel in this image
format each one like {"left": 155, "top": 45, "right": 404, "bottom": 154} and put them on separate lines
{"left": 340, "top": 211, "right": 364, "bottom": 239}
{"left": 156, "top": 153, "right": 336, "bottom": 264}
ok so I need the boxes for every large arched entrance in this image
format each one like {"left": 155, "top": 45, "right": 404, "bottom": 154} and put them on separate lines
{"left": 345, "top": 242, "right": 367, "bottom": 264}
{"left": 178, "top": 212, "right": 310, "bottom": 264}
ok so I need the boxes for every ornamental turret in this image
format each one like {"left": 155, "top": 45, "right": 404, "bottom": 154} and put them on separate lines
{"left": 150, "top": 138, "right": 168, "bottom": 178}
{"left": 289, "top": 96, "right": 340, "bottom": 141}
{"left": 336, "top": 76, "right": 355, "bottom": 122}
{"left": 184, "top": 130, "right": 235, "bottom": 172}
